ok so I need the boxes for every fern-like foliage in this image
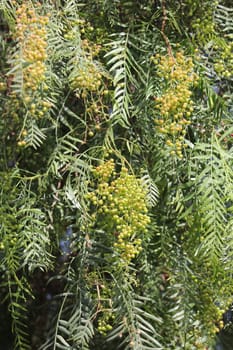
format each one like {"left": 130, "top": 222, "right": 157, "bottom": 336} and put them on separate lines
{"left": 159, "top": 246, "right": 197, "bottom": 349}
{"left": 141, "top": 171, "right": 159, "bottom": 208}
{"left": 107, "top": 269, "right": 162, "bottom": 350}
{"left": 19, "top": 207, "right": 52, "bottom": 273}
{"left": 186, "top": 134, "right": 233, "bottom": 263}
{"left": 24, "top": 120, "right": 47, "bottom": 150}
{"left": 105, "top": 32, "right": 146, "bottom": 127}
{"left": 215, "top": 4, "right": 233, "bottom": 38}
{"left": 0, "top": 171, "right": 53, "bottom": 349}
{"left": 40, "top": 233, "right": 99, "bottom": 350}
{"left": 52, "top": 295, "right": 95, "bottom": 350}
{"left": 1, "top": 1, "right": 233, "bottom": 349}
{"left": 7, "top": 275, "right": 32, "bottom": 350}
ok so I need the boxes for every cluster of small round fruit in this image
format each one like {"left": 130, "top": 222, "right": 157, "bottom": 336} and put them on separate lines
{"left": 185, "top": 308, "right": 224, "bottom": 349}
{"left": 64, "top": 18, "right": 94, "bottom": 38}
{"left": 92, "top": 158, "right": 115, "bottom": 180}
{"left": 86, "top": 100, "right": 105, "bottom": 119}
{"left": 188, "top": 0, "right": 219, "bottom": 44}
{"left": 64, "top": 17, "right": 101, "bottom": 57}
{"left": 24, "top": 97, "right": 52, "bottom": 118}
{"left": 14, "top": 3, "right": 49, "bottom": 103}
{"left": 86, "top": 160, "right": 150, "bottom": 264}
{"left": 196, "top": 280, "right": 230, "bottom": 339}
{"left": 3, "top": 97, "right": 23, "bottom": 145}
{"left": 67, "top": 18, "right": 103, "bottom": 93}
{"left": 83, "top": 88, "right": 111, "bottom": 124}
{"left": 3, "top": 93, "right": 21, "bottom": 121}
{"left": 201, "top": 304, "right": 225, "bottom": 337}
{"left": 81, "top": 38, "right": 101, "bottom": 59}
{"left": 70, "top": 59, "right": 102, "bottom": 93}
{"left": 2, "top": 92, "right": 52, "bottom": 147}
{"left": 192, "top": 16, "right": 216, "bottom": 45}
{"left": 152, "top": 51, "right": 198, "bottom": 158}
{"left": 97, "top": 311, "right": 114, "bottom": 335}
{"left": 17, "top": 129, "right": 27, "bottom": 147}
{"left": 213, "top": 42, "right": 233, "bottom": 79}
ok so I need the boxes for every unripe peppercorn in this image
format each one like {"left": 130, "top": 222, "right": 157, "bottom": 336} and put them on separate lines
{"left": 153, "top": 51, "right": 198, "bottom": 157}
{"left": 86, "top": 160, "right": 150, "bottom": 264}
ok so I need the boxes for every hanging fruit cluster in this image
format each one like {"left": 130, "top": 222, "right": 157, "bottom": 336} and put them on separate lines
{"left": 213, "top": 42, "right": 233, "bottom": 79}
{"left": 14, "top": 3, "right": 49, "bottom": 94}
{"left": 189, "top": 1, "right": 232, "bottom": 80}
{"left": 10, "top": 2, "right": 51, "bottom": 121}
{"left": 188, "top": 265, "right": 233, "bottom": 348}
{"left": 97, "top": 310, "right": 114, "bottom": 335}
{"left": 192, "top": 16, "right": 215, "bottom": 45}
{"left": 68, "top": 19, "right": 103, "bottom": 94}
{"left": 191, "top": 3, "right": 217, "bottom": 45}
{"left": 96, "top": 283, "right": 114, "bottom": 335}
{"left": 198, "top": 294, "right": 225, "bottom": 337}
{"left": 152, "top": 51, "right": 198, "bottom": 158}
{"left": 70, "top": 59, "right": 102, "bottom": 93}
{"left": 85, "top": 159, "right": 150, "bottom": 264}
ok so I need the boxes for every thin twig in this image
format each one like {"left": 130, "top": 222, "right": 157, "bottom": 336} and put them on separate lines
{"left": 161, "top": 0, "right": 174, "bottom": 58}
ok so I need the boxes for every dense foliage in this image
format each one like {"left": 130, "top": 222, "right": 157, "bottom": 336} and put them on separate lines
{"left": 0, "top": 0, "right": 233, "bottom": 349}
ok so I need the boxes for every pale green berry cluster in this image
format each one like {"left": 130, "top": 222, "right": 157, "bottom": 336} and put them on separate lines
{"left": 9, "top": 2, "right": 52, "bottom": 123}
{"left": 15, "top": 3, "right": 49, "bottom": 97}
{"left": 70, "top": 59, "right": 102, "bottom": 92}
{"left": 69, "top": 21, "right": 103, "bottom": 94}
{"left": 86, "top": 160, "right": 150, "bottom": 264}
{"left": 97, "top": 311, "right": 114, "bottom": 335}
{"left": 152, "top": 51, "right": 198, "bottom": 158}
{"left": 213, "top": 42, "right": 233, "bottom": 79}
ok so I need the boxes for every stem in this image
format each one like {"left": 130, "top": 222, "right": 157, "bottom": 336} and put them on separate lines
{"left": 161, "top": 0, "right": 174, "bottom": 58}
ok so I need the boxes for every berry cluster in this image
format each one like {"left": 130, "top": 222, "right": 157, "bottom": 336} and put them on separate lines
{"left": 2, "top": 93, "right": 52, "bottom": 148}
{"left": 184, "top": 303, "right": 226, "bottom": 349}
{"left": 190, "top": 272, "right": 232, "bottom": 347}
{"left": 1, "top": 94, "right": 25, "bottom": 148}
{"left": 97, "top": 311, "right": 114, "bottom": 335}
{"left": 17, "top": 129, "right": 27, "bottom": 147}
{"left": 68, "top": 19, "right": 103, "bottom": 94}
{"left": 3, "top": 93, "right": 21, "bottom": 121}
{"left": 70, "top": 59, "right": 102, "bottom": 93}
{"left": 199, "top": 297, "right": 225, "bottom": 336}
{"left": 12, "top": 3, "right": 51, "bottom": 120}
{"left": 190, "top": 1, "right": 232, "bottom": 80}
{"left": 86, "top": 159, "right": 150, "bottom": 264}
{"left": 192, "top": 16, "right": 216, "bottom": 45}
{"left": 81, "top": 38, "right": 101, "bottom": 58}
{"left": 23, "top": 97, "right": 52, "bottom": 119}
{"left": 15, "top": 3, "right": 49, "bottom": 93}
{"left": 189, "top": 0, "right": 218, "bottom": 45}
{"left": 213, "top": 42, "right": 233, "bottom": 79}
{"left": 152, "top": 51, "right": 198, "bottom": 158}
{"left": 82, "top": 86, "right": 112, "bottom": 126}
